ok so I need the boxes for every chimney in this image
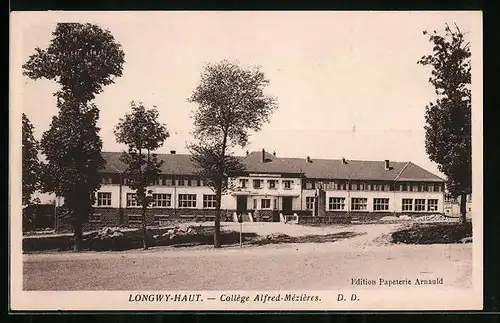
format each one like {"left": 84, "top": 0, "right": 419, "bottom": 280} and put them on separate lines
{"left": 384, "top": 159, "right": 390, "bottom": 170}
{"left": 170, "top": 150, "right": 176, "bottom": 155}
{"left": 306, "top": 156, "right": 311, "bottom": 163}
{"left": 273, "top": 151, "right": 276, "bottom": 156}
{"left": 246, "top": 150, "right": 249, "bottom": 156}
{"left": 261, "top": 149, "right": 265, "bottom": 163}
{"left": 342, "top": 157, "right": 347, "bottom": 165}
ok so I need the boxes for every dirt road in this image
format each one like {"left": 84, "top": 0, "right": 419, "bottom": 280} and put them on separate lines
{"left": 22, "top": 223, "right": 472, "bottom": 290}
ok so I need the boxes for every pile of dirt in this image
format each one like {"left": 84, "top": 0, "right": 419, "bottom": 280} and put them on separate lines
{"left": 414, "top": 214, "right": 460, "bottom": 222}
{"left": 379, "top": 216, "right": 401, "bottom": 222}
{"left": 252, "top": 231, "right": 360, "bottom": 245}
{"left": 84, "top": 227, "right": 153, "bottom": 251}
{"left": 391, "top": 222, "right": 472, "bottom": 244}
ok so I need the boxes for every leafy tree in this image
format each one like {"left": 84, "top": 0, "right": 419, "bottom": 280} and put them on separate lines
{"left": 418, "top": 23, "right": 471, "bottom": 224}
{"left": 187, "top": 60, "right": 278, "bottom": 248}
{"left": 23, "top": 23, "right": 125, "bottom": 103}
{"left": 114, "top": 102, "right": 169, "bottom": 250}
{"left": 22, "top": 113, "right": 40, "bottom": 206}
{"left": 23, "top": 23, "right": 125, "bottom": 251}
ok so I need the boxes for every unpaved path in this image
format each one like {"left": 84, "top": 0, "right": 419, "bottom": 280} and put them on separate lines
{"left": 22, "top": 222, "right": 472, "bottom": 291}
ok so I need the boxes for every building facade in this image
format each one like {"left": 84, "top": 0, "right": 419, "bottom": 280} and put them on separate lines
{"left": 56, "top": 149, "right": 446, "bottom": 230}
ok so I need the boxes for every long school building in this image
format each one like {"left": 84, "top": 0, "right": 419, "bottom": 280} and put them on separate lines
{"left": 60, "top": 149, "right": 445, "bottom": 230}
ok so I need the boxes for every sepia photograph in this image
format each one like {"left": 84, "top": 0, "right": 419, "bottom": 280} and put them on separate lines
{"left": 10, "top": 10, "right": 483, "bottom": 311}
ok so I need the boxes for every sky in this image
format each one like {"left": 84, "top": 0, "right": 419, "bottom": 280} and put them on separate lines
{"left": 15, "top": 11, "right": 482, "bottom": 178}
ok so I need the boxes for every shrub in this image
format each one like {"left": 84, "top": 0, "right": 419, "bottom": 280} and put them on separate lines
{"left": 392, "top": 221, "right": 472, "bottom": 244}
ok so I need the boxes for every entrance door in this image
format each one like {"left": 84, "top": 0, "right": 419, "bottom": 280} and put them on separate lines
{"left": 236, "top": 196, "right": 247, "bottom": 214}
{"left": 282, "top": 196, "right": 293, "bottom": 214}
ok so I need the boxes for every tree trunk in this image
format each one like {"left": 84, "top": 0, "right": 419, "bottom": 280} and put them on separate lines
{"left": 214, "top": 185, "right": 222, "bottom": 248}
{"left": 142, "top": 203, "right": 148, "bottom": 250}
{"left": 73, "top": 211, "right": 83, "bottom": 252}
{"left": 459, "top": 193, "right": 467, "bottom": 225}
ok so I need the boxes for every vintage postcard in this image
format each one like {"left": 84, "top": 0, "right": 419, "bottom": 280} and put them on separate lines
{"left": 10, "top": 11, "right": 483, "bottom": 311}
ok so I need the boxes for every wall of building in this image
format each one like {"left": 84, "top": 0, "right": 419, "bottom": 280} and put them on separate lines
{"left": 300, "top": 189, "right": 444, "bottom": 214}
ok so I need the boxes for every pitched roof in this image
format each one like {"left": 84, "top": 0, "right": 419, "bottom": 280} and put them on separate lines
{"left": 99, "top": 151, "right": 444, "bottom": 182}
{"left": 281, "top": 157, "right": 444, "bottom": 182}
{"left": 101, "top": 151, "right": 201, "bottom": 175}
{"left": 240, "top": 150, "right": 300, "bottom": 174}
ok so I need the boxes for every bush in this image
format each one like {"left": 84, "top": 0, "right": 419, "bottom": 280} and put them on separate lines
{"left": 391, "top": 221, "right": 472, "bottom": 244}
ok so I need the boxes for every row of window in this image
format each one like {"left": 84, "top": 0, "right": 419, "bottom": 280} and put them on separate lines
{"left": 96, "top": 192, "right": 217, "bottom": 208}
{"left": 305, "top": 181, "right": 443, "bottom": 192}
{"left": 98, "top": 192, "right": 439, "bottom": 211}
{"left": 101, "top": 174, "right": 442, "bottom": 193}
{"left": 304, "top": 196, "right": 439, "bottom": 212}
{"left": 241, "top": 179, "right": 294, "bottom": 190}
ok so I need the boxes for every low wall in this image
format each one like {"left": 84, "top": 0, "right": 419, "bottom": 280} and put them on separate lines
{"left": 298, "top": 216, "right": 351, "bottom": 225}
{"left": 55, "top": 208, "right": 237, "bottom": 233}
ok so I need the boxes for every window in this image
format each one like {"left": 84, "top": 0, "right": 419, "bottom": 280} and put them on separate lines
{"left": 415, "top": 199, "right": 426, "bottom": 211}
{"left": 427, "top": 199, "right": 438, "bottom": 211}
{"left": 268, "top": 180, "right": 277, "bottom": 189}
{"left": 359, "top": 182, "right": 368, "bottom": 191}
{"left": 253, "top": 179, "right": 262, "bottom": 189}
{"left": 253, "top": 199, "right": 257, "bottom": 209}
{"left": 88, "top": 213, "right": 101, "bottom": 223}
{"left": 187, "top": 178, "right": 192, "bottom": 186}
{"left": 436, "top": 184, "right": 442, "bottom": 192}
{"left": 100, "top": 176, "right": 112, "bottom": 184}
{"left": 178, "top": 177, "right": 185, "bottom": 186}
{"left": 305, "top": 181, "right": 314, "bottom": 189}
{"left": 126, "top": 193, "right": 138, "bottom": 207}
{"left": 240, "top": 179, "right": 248, "bottom": 188}
{"left": 178, "top": 194, "right": 197, "bottom": 208}
{"left": 329, "top": 197, "right": 345, "bottom": 210}
{"left": 97, "top": 192, "right": 112, "bottom": 206}
{"left": 350, "top": 183, "right": 359, "bottom": 191}
{"left": 153, "top": 193, "right": 171, "bottom": 207}
{"left": 261, "top": 199, "right": 271, "bottom": 209}
{"left": 351, "top": 198, "right": 367, "bottom": 211}
{"left": 203, "top": 195, "right": 216, "bottom": 208}
{"left": 306, "top": 197, "right": 315, "bottom": 210}
{"left": 402, "top": 198, "right": 413, "bottom": 211}
{"left": 283, "top": 180, "right": 292, "bottom": 189}
{"left": 373, "top": 198, "right": 389, "bottom": 211}
{"left": 154, "top": 176, "right": 163, "bottom": 186}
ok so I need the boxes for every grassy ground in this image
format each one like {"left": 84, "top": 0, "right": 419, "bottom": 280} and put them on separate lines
{"left": 391, "top": 221, "right": 472, "bottom": 244}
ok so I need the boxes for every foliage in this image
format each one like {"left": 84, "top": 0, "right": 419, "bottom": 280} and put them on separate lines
{"left": 114, "top": 101, "right": 169, "bottom": 249}
{"left": 23, "top": 23, "right": 125, "bottom": 103}
{"left": 187, "top": 60, "right": 278, "bottom": 247}
{"left": 40, "top": 98, "right": 105, "bottom": 218}
{"left": 22, "top": 113, "right": 41, "bottom": 206}
{"left": 417, "top": 23, "right": 471, "bottom": 222}
{"left": 23, "top": 23, "right": 125, "bottom": 251}
{"left": 188, "top": 141, "right": 245, "bottom": 195}
{"left": 417, "top": 24, "right": 471, "bottom": 196}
